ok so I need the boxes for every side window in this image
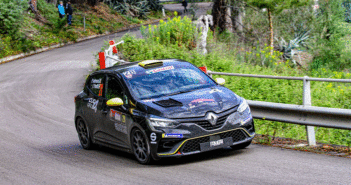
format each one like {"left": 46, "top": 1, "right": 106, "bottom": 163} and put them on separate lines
{"left": 106, "top": 75, "right": 124, "bottom": 101}
{"left": 89, "top": 74, "right": 105, "bottom": 97}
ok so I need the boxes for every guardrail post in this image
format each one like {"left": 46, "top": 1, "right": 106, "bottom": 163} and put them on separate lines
{"left": 303, "top": 76, "right": 316, "bottom": 146}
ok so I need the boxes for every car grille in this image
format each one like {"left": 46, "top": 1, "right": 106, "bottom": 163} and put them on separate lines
{"left": 192, "top": 114, "right": 228, "bottom": 130}
{"left": 179, "top": 108, "right": 236, "bottom": 130}
{"left": 181, "top": 129, "right": 248, "bottom": 153}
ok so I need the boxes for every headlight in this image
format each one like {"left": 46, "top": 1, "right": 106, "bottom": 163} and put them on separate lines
{"left": 148, "top": 117, "right": 179, "bottom": 128}
{"left": 237, "top": 99, "right": 249, "bottom": 113}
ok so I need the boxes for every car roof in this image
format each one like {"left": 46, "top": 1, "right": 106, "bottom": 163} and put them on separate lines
{"left": 97, "top": 58, "right": 189, "bottom": 74}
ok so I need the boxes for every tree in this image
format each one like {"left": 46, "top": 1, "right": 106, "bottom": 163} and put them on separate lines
{"left": 212, "top": 0, "right": 233, "bottom": 33}
{"left": 231, "top": 0, "right": 244, "bottom": 33}
{"left": 245, "top": 0, "right": 311, "bottom": 55}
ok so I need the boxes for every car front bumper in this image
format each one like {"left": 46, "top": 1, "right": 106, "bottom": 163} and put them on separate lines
{"left": 149, "top": 118, "right": 255, "bottom": 160}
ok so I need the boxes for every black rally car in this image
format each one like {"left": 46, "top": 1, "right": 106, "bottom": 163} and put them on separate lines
{"left": 74, "top": 59, "right": 255, "bottom": 164}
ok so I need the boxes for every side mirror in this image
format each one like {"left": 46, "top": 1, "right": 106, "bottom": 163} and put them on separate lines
{"left": 106, "top": 98, "right": 124, "bottom": 106}
{"left": 215, "top": 78, "right": 225, "bottom": 85}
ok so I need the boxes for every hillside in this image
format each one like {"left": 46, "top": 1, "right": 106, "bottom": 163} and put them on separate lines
{"left": 0, "top": 0, "right": 167, "bottom": 59}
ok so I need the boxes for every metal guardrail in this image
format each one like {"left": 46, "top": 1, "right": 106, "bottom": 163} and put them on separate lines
{"left": 208, "top": 71, "right": 351, "bottom": 145}
{"left": 248, "top": 100, "right": 351, "bottom": 130}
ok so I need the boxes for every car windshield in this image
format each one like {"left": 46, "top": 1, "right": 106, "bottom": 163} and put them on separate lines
{"left": 122, "top": 63, "right": 216, "bottom": 99}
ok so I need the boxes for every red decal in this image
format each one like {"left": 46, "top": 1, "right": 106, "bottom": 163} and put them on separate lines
{"left": 98, "top": 84, "right": 104, "bottom": 96}
{"left": 191, "top": 99, "right": 214, "bottom": 103}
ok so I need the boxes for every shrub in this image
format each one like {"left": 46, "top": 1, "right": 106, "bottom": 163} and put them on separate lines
{"left": 0, "top": 0, "right": 26, "bottom": 38}
{"left": 37, "top": 0, "right": 58, "bottom": 24}
{"left": 141, "top": 15, "right": 198, "bottom": 49}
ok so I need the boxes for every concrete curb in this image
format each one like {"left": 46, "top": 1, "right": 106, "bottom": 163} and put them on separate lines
{"left": 0, "top": 18, "right": 166, "bottom": 65}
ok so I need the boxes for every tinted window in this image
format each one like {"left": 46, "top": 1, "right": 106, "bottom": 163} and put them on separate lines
{"left": 89, "top": 74, "right": 105, "bottom": 97}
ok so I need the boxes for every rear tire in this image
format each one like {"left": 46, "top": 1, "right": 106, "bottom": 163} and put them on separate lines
{"left": 230, "top": 140, "right": 252, "bottom": 150}
{"left": 76, "top": 118, "right": 94, "bottom": 150}
{"left": 131, "top": 128, "right": 152, "bottom": 164}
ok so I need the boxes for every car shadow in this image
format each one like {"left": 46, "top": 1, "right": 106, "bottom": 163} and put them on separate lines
{"left": 151, "top": 147, "right": 250, "bottom": 166}
{"left": 41, "top": 142, "right": 252, "bottom": 167}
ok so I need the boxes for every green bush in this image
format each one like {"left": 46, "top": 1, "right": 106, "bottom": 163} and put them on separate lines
{"left": 0, "top": 36, "right": 13, "bottom": 57}
{"left": 37, "top": 0, "right": 58, "bottom": 24}
{"left": 0, "top": 0, "right": 26, "bottom": 38}
{"left": 141, "top": 15, "right": 198, "bottom": 49}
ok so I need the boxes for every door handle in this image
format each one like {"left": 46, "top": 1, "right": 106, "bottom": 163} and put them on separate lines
{"left": 102, "top": 110, "right": 108, "bottom": 114}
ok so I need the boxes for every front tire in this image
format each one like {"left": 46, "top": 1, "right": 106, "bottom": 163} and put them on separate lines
{"left": 131, "top": 128, "right": 152, "bottom": 164}
{"left": 76, "top": 118, "right": 94, "bottom": 150}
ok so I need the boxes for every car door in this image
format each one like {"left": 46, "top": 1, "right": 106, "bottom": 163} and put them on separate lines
{"left": 101, "top": 75, "right": 131, "bottom": 148}
{"left": 84, "top": 74, "right": 107, "bottom": 141}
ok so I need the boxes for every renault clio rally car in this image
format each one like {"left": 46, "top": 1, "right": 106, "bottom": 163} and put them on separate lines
{"left": 74, "top": 59, "right": 255, "bottom": 164}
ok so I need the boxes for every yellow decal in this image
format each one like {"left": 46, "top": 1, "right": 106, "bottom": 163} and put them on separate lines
{"left": 129, "top": 108, "right": 135, "bottom": 115}
{"left": 122, "top": 115, "right": 126, "bottom": 123}
{"left": 138, "top": 60, "right": 163, "bottom": 67}
{"left": 129, "top": 100, "right": 136, "bottom": 107}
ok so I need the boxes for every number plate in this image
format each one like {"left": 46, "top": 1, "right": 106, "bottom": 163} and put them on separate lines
{"left": 200, "top": 137, "right": 233, "bottom": 152}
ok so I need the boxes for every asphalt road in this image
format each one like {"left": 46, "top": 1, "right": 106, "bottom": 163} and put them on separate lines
{"left": 1, "top": 17, "right": 351, "bottom": 185}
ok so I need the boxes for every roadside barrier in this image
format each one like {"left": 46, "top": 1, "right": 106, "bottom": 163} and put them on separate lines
{"left": 207, "top": 71, "right": 351, "bottom": 146}
{"left": 99, "top": 40, "right": 127, "bottom": 69}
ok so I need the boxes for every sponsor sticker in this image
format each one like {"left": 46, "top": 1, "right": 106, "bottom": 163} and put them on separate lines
{"left": 92, "top": 84, "right": 101, "bottom": 89}
{"left": 123, "top": 70, "right": 136, "bottom": 78}
{"left": 190, "top": 99, "right": 215, "bottom": 103}
{"left": 210, "top": 139, "right": 224, "bottom": 147}
{"left": 109, "top": 109, "right": 122, "bottom": 122}
{"left": 188, "top": 99, "right": 215, "bottom": 108}
{"left": 162, "top": 133, "right": 183, "bottom": 138}
{"left": 146, "top": 66, "right": 174, "bottom": 74}
{"left": 143, "top": 99, "right": 155, "bottom": 103}
{"left": 121, "top": 115, "right": 126, "bottom": 123}
{"left": 87, "top": 98, "right": 99, "bottom": 113}
{"left": 209, "top": 89, "right": 223, "bottom": 94}
{"left": 150, "top": 133, "right": 157, "bottom": 141}
{"left": 91, "top": 79, "right": 102, "bottom": 83}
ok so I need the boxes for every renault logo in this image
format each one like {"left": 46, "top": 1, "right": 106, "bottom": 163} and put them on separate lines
{"left": 206, "top": 112, "right": 218, "bottom": 126}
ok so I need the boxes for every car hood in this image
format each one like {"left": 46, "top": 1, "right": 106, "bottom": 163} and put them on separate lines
{"left": 139, "top": 86, "right": 240, "bottom": 119}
